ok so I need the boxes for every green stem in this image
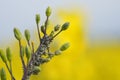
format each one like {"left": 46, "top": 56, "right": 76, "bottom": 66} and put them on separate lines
{"left": 5, "top": 62, "right": 15, "bottom": 80}
{"left": 44, "top": 16, "right": 49, "bottom": 35}
{"left": 27, "top": 41, "right": 30, "bottom": 47}
{"left": 19, "top": 40, "right": 26, "bottom": 72}
{"left": 27, "top": 59, "right": 29, "bottom": 67}
{"left": 10, "top": 62, "right": 13, "bottom": 80}
{"left": 31, "top": 42, "right": 34, "bottom": 53}
{"left": 37, "top": 23, "right": 41, "bottom": 42}
{"left": 52, "top": 30, "right": 62, "bottom": 39}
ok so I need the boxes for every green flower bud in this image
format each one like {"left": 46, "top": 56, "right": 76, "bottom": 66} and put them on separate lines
{"left": 13, "top": 28, "right": 22, "bottom": 40}
{"left": 60, "top": 43, "right": 70, "bottom": 51}
{"left": 36, "top": 14, "right": 40, "bottom": 24}
{"left": 0, "top": 49, "right": 7, "bottom": 63}
{"left": 55, "top": 50, "right": 62, "bottom": 55}
{"left": 6, "top": 47, "right": 12, "bottom": 62}
{"left": 24, "top": 29, "right": 30, "bottom": 41}
{"left": 49, "top": 31, "right": 54, "bottom": 37}
{"left": 61, "top": 22, "right": 70, "bottom": 31}
{"left": 54, "top": 25, "right": 60, "bottom": 31}
{"left": 33, "top": 66, "right": 41, "bottom": 75}
{"left": 41, "top": 25, "right": 45, "bottom": 34}
{"left": 21, "top": 46, "right": 25, "bottom": 57}
{"left": 0, "top": 68, "right": 6, "bottom": 80}
{"left": 25, "top": 46, "right": 31, "bottom": 60}
{"left": 46, "top": 7, "right": 51, "bottom": 17}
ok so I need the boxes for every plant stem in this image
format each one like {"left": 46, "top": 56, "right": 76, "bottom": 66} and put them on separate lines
{"left": 27, "top": 59, "right": 29, "bottom": 67}
{"left": 19, "top": 40, "right": 28, "bottom": 80}
{"left": 52, "top": 30, "right": 62, "bottom": 39}
{"left": 18, "top": 40, "right": 26, "bottom": 72}
{"left": 31, "top": 42, "right": 34, "bottom": 53}
{"left": 37, "top": 23, "right": 41, "bottom": 42}
{"left": 44, "top": 16, "right": 49, "bottom": 35}
{"left": 27, "top": 41, "right": 30, "bottom": 48}
{"left": 9, "top": 61, "right": 13, "bottom": 80}
{"left": 5, "top": 63, "right": 15, "bottom": 80}
{"left": 22, "top": 69, "right": 28, "bottom": 80}
{"left": 10, "top": 62, "right": 12, "bottom": 73}
{"left": 21, "top": 29, "right": 62, "bottom": 80}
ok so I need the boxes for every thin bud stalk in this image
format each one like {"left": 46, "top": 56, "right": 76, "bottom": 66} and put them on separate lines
{"left": 44, "top": 16, "right": 49, "bottom": 35}
{"left": 52, "top": 30, "right": 62, "bottom": 39}
{"left": 9, "top": 62, "right": 12, "bottom": 75}
{"left": 5, "top": 63, "right": 15, "bottom": 80}
{"left": 31, "top": 42, "right": 34, "bottom": 53}
{"left": 18, "top": 40, "right": 26, "bottom": 72}
{"left": 37, "top": 23, "right": 41, "bottom": 42}
{"left": 27, "top": 41, "right": 30, "bottom": 48}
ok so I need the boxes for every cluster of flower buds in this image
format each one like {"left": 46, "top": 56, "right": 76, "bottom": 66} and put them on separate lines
{"left": 0, "top": 6, "right": 70, "bottom": 80}
{"left": 0, "top": 47, "right": 15, "bottom": 80}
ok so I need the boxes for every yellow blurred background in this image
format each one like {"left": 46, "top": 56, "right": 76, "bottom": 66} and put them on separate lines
{"left": 0, "top": 0, "right": 120, "bottom": 80}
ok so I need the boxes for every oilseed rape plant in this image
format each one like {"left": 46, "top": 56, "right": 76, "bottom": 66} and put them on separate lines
{"left": 0, "top": 7, "right": 70, "bottom": 80}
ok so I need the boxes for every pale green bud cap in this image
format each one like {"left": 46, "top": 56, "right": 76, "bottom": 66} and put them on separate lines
{"left": 46, "top": 7, "right": 51, "bottom": 17}
{"left": 13, "top": 28, "right": 22, "bottom": 40}
{"left": 33, "top": 66, "right": 41, "bottom": 75}
{"left": 36, "top": 14, "right": 40, "bottom": 24}
{"left": 0, "top": 68, "right": 6, "bottom": 80}
{"left": 24, "top": 29, "right": 30, "bottom": 41}
{"left": 6, "top": 47, "right": 12, "bottom": 62}
{"left": 54, "top": 25, "right": 60, "bottom": 31}
{"left": 25, "top": 46, "right": 31, "bottom": 60}
{"left": 0, "top": 49, "right": 7, "bottom": 63}
{"left": 61, "top": 22, "right": 70, "bottom": 31}
{"left": 60, "top": 43, "right": 70, "bottom": 51}
{"left": 55, "top": 50, "right": 62, "bottom": 55}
